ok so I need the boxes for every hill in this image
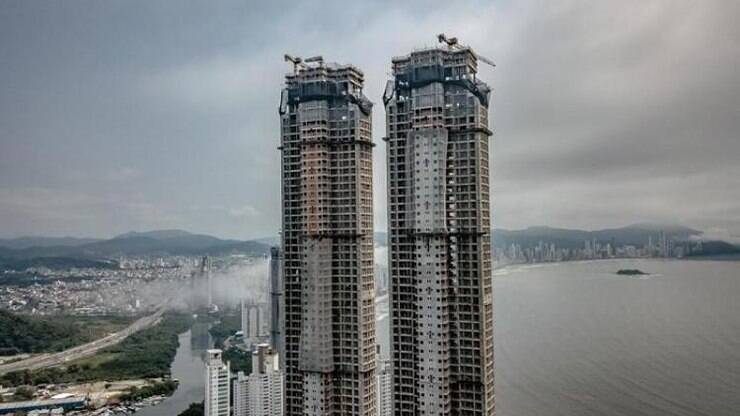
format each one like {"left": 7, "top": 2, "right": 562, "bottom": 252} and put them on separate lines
{"left": 0, "top": 230, "right": 270, "bottom": 261}
{"left": 251, "top": 236, "right": 280, "bottom": 247}
{"left": 114, "top": 229, "right": 196, "bottom": 240}
{"left": 686, "top": 240, "right": 740, "bottom": 257}
{"left": 0, "top": 257, "right": 119, "bottom": 271}
{"left": 0, "top": 237, "right": 101, "bottom": 250}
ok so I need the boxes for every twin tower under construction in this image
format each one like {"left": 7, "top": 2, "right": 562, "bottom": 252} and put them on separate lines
{"left": 278, "top": 37, "right": 495, "bottom": 416}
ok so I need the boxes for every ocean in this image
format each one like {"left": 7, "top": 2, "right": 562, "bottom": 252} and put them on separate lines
{"left": 490, "top": 259, "right": 740, "bottom": 415}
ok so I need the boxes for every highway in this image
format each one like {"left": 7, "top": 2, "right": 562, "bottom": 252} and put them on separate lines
{"left": 0, "top": 305, "right": 168, "bottom": 375}
{"left": 2, "top": 293, "right": 388, "bottom": 376}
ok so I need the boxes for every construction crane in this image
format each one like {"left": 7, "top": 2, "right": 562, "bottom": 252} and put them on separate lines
{"left": 304, "top": 55, "right": 324, "bottom": 66}
{"left": 284, "top": 54, "right": 305, "bottom": 73}
{"left": 437, "top": 33, "right": 496, "bottom": 68}
{"left": 285, "top": 54, "right": 326, "bottom": 74}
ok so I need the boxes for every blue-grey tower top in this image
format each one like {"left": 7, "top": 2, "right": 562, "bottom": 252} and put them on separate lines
{"left": 384, "top": 44, "right": 492, "bottom": 109}
{"left": 279, "top": 55, "right": 372, "bottom": 117}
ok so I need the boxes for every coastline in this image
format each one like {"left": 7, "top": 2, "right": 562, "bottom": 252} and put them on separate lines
{"left": 493, "top": 255, "right": 740, "bottom": 271}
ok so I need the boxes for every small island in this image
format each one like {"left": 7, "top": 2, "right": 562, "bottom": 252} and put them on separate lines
{"left": 617, "top": 269, "right": 648, "bottom": 276}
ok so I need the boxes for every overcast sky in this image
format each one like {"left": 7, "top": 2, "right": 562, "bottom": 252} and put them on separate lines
{"left": 1, "top": 1, "right": 738, "bottom": 240}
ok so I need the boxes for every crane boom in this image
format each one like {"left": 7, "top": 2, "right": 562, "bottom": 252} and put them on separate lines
{"left": 436, "top": 33, "right": 496, "bottom": 69}
{"left": 476, "top": 54, "right": 496, "bottom": 68}
{"left": 304, "top": 55, "right": 324, "bottom": 64}
{"left": 284, "top": 54, "right": 305, "bottom": 74}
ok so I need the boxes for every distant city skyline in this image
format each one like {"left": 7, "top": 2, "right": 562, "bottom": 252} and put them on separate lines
{"left": 1, "top": 1, "right": 739, "bottom": 240}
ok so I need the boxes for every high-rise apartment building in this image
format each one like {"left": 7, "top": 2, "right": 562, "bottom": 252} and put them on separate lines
{"left": 376, "top": 355, "right": 392, "bottom": 416}
{"left": 279, "top": 56, "right": 376, "bottom": 416}
{"left": 234, "top": 344, "right": 284, "bottom": 416}
{"left": 241, "top": 299, "right": 263, "bottom": 342}
{"left": 205, "top": 349, "right": 230, "bottom": 416}
{"left": 383, "top": 44, "right": 495, "bottom": 415}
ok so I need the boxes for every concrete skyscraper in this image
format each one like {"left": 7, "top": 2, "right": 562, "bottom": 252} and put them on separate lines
{"left": 268, "top": 246, "right": 284, "bottom": 364}
{"left": 241, "top": 299, "right": 263, "bottom": 342}
{"left": 375, "top": 355, "right": 392, "bottom": 416}
{"left": 196, "top": 256, "right": 213, "bottom": 309}
{"left": 234, "top": 344, "right": 284, "bottom": 416}
{"left": 279, "top": 56, "right": 377, "bottom": 416}
{"left": 383, "top": 40, "right": 496, "bottom": 415}
{"left": 205, "top": 349, "right": 230, "bottom": 416}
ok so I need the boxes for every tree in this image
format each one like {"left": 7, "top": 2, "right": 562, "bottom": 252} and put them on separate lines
{"left": 178, "top": 401, "right": 204, "bottom": 416}
{"left": 13, "top": 386, "right": 35, "bottom": 400}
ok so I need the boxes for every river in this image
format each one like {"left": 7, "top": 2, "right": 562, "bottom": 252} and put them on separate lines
{"left": 136, "top": 322, "right": 212, "bottom": 416}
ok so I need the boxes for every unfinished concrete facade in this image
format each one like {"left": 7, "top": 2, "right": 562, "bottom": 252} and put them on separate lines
{"left": 383, "top": 46, "right": 495, "bottom": 416}
{"left": 279, "top": 58, "right": 376, "bottom": 416}
{"left": 269, "top": 246, "right": 284, "bottom": 365}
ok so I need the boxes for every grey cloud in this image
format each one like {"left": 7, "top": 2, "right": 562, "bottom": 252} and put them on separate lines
{"left": 0, "top": 0, "right": 738, "bottom": 239}
{"left": 491, "top": 1, "right": 740, "bottom": 233}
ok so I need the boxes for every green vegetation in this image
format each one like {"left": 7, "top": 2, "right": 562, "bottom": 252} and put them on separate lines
{"left": 207, "top": 308, "right": 241, "bottom": 348}
{"left": 0, "top": 312, "right": 193, "bottom": 386}
{"left": 617, "top": 269, "right": 648, "bottom": 275}
{"left": 119, "top": 379, "right": 178, "bottom": 402}
{"left": 178, "top": 402, "right": 204, "bottom": 416}
{"left": 13, "top": 386, "right": 35, "bottom": 400}
{"left": 0, "top": 310, "right": 133, "bottom": 354}
{"left": 0, "top": 310, "right": 77, "bottom": 354}
{"left": 201, "top": 308, "right": 252, "bottom": 373}
{"left": 223, "top": 347, "right": 252, "bottom": 374}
